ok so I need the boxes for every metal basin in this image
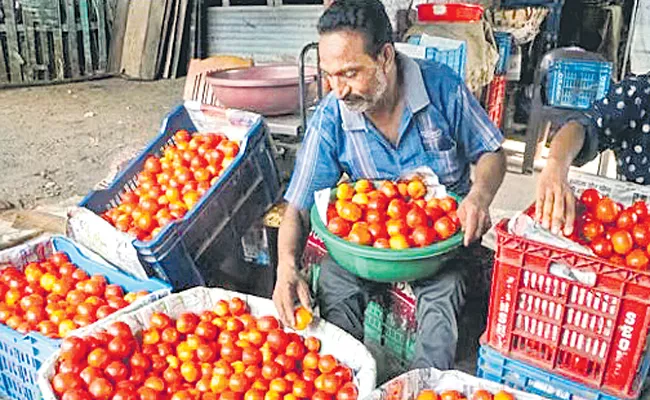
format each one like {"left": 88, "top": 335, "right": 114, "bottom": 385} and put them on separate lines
{"left": 206, "top": 64, "right": 318, "bottom": 116}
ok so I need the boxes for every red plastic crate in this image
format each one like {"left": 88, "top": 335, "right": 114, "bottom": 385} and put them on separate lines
{"left": 486, "top": 212, "right": 650, "bottom": 399}
{"left": 416, "top": 3, "right": 484, "bottom": 22}
{"left": 487, "top": 75, "right": 506, "bottom": 129}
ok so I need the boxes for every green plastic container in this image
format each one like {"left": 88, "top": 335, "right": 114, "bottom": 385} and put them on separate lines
{"left": 310, "top": 190, "right": 463, "bottom": 282}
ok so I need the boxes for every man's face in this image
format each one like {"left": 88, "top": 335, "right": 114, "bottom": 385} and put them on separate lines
{"left": 319, "top": 31, "right": 390, "bottom": 113}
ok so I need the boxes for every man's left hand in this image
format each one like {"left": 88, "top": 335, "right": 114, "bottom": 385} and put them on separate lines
{"left": 457, "top": 190, "right": 492, "bottom": 246}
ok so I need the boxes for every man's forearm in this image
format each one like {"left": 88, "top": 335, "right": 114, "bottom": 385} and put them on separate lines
{"left": 548, "top": 121, "right": 586, "bottom": 170}
{"left": 471, "top": 149, "right": 506, "bottom": 206}
{"left": 277, "top": 205, "right": 311, "bottom": 274}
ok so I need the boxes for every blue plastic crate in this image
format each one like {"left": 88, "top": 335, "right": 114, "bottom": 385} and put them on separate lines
{"left": 546, "top": 59, "right": 612, "bottom": 110}
{"left": 80, "top": 105, "right": 282, "bottom": 289}
{"left": 476, "top": 345, "right": 647, "bottom": 400}
{"left": 494, "top": 32, "right": 512, "bottom": 75}
{"left": 404, "top": 36, "right": 467, "bottom": 80}
{"left": 0, "top": 236, "right": 170, "bottom": 400}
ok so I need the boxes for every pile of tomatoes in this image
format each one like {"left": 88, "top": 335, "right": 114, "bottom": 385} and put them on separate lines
{"left": 566, "top": 188, "right": 650, "bottom": 270}
{"left": 101, "top": 130, "right": 241, "bottom": 242}
{"left": 415, "top": 389, "right": 514, "bottom": 400}
{"left": 50, "top": 298, "right": 358, "bottom": 400}
{"left": 326, "top": 179, "right": 460, "bottom": 249}
{"left": 0, "top": 252, "right": 149, "bottom": 338}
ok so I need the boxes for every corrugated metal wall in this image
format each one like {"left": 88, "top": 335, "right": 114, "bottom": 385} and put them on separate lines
{"left": 206, "top": 5, "right": 322, "bottom": 63}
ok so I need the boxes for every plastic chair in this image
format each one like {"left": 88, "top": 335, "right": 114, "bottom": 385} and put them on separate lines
{"left": 521, "top": 47, "right": 608, "bottom": 174}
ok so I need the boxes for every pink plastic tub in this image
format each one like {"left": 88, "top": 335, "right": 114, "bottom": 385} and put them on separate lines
{"left": 206, "top": 64, "right": 318, "bottom": 116}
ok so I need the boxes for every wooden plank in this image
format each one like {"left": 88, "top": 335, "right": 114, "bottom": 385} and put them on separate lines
{"left": 171, "top": 0, "right": 189, "bottom": 78}
{"left": 79, "top": 0, "right": 93, "bottom": 74}
{"left": 120, "top": 0, "right": 152, "bottom": 78}
{"left": 66, "top": 0, "right": 80, "bottom": 77}
{"left": 52, "top": 0, "right": 66, "bottom": 79}
{"left": 95, "top": 0, "right": 108, "bottom": 71}
{"left": 3, "top": 0, "right": 23, "bottom": 82}
{"left": 156, "top": 0, "right": 173, "bottom": 77}
{"left": 163, "top": 0, "right": 181, "bottom": 78}
{"left": 0, "top": 2, "right": 9, "bottom": 81}
{"left": 38, "top": 22, "right": 51, "bottom": 81}
{"left": 140, "top": 0, "right": 166, "bottom": 79}
{"left": 21, "top": 8, "right": 37, "bottom": 82}
{"left": 188, "top": 0, "right": 198, "bottom": 60}
{"left": 108, "top": 0, "right": 129, "bottom": 73}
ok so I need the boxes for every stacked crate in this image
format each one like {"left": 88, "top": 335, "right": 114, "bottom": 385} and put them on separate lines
{"left": 485, "top": 32, "right": 512, "bottom": 129}
{"left": 478, "top": 206, "right": 650, "bottom": 400}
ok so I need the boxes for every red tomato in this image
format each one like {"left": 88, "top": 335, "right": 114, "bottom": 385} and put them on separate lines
{"left": 580, "top": 189, "right": 601, "bottom": 211}
{"left": 261, "top": 362, "right": 283, "bottom": 380}
{"left": 105, "top": 360, "right": 129, "bottom": 383}
{"left": 80, "top": 366, "right": 105, "bottom": 386}
{"left": 434, "top": 216, "right": 457, "bottom": 240}
{"left": 130, "top": 352, "right": 151, "bottom": 371}
{"left": 318, "top": 355, "right": 338, "bottom": 374}
{"left": 387, "top": 199, "right": 408, "bottom": 220}
{"left": 632, "top": 201, "right": 649, "bottom": 221}
{"left": 113, "top": 388, "right": 139, "bottom": 400}
{"left": 327, "top": 217, "right": 352, "bottom": 237}
{"left": 386, "top": 219, "right": 408, "bottom": 237}
{"left": 373, "top": 238, "right": 391, "bottom": 249}
{"left": 62, "top": 389, "right": 92, "bottom": 400}
{"left": 367, "top": 192, "right": 388, "bottom": 211}
{"left": 196, "top": 321, "right": 218, "bottom": 340}
{"left": 595, "top": 198, "right": 619, "bottom": 224}
{"left": 256, "top": 316, "right": 280, "bottom": 332}
{"left": 405, "top": 207, "right": 428, "bottom": 228}
{"left": 582, "top": 221, "right": 604, "bottom": 241}
{"left": 197, "top": 343, "right": 218, "bottom": 363}
{"left": 336, "top": 383, "right": 358, "bottom": 400}
{"left": 60, "top": 336, "right": 89, "bottom": 363}
{"left": 347, "top": 225, "right": 373, "bottom": 246}
{"left": 626, "top": 249, "right": 649, "bottom": 270}
{"left": 52, "top": 372, "right": 85, "bottom": 394}
{"left": 242, "top": 346, "right": 263, "bottom": 366}
{"left": 221, "top": 343, "right": 243, "bottom": 363}
{"left": 617, "top": 210, "right": 638, "bottom": 230}
{"left": 337, "top": 202, "right": 362, "bottom": 223}
{"left": 411, "top": 226, "right": 436, "bottom": 247}
{"left": 365, "top": 209, "right": 384, "bottom": 225}
{"left": 89, "top": 378, "right": 114, "bottom": 400}
{"left": 176, "top": 312, "right": 199, "bottom": 334}
{"left": 632, "top": 223, "right": 650, "bottom": 247}
{"left": 439, "top": 197, "right": 458, "bottom": 213}
{"left": 591, "top": 236, "right": 613, "bottom": 258}
{"left": 108, "top": 336, "right": 135, "bottom": 359}
{"left": 257, "top": 325, "right": 283, "bottom": 347}
{"left": 87, "top": 348, "right": 111, "bottom": 369}
{"left": 313, "top": 391, "right": 332, "bottom": 400}
{"left": 275, "top": 354, "right": 297, "bottom": 373}
{"left": 611, "top": 230, "right": 634, "bottom": 255}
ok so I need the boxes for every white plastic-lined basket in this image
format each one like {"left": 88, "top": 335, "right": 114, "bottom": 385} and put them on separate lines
{"left": 365, "top": 368, "right": 544, "bottom": 400}
{"left": 37, "top": 286, "right": 377, "bottom": 400}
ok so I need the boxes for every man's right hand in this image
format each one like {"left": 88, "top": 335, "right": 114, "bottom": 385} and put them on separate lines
{"left": 272, "top": 266, "right": 312, "bottom": 327}
{"left": 535, "top": 159, "right": 576, "bottom": 236}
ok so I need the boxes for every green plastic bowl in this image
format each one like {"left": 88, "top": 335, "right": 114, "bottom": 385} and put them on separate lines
{"left": 310, "top": 190, "right": 464, "bottom": 282}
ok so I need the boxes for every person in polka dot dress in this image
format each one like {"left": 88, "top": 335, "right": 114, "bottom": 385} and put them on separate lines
{"left": 536, "top": 74, "right": 650, "bottom": 236}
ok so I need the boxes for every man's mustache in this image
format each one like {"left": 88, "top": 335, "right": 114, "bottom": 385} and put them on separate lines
{"left": 342, "top": 94, "right": 366, "bottom": 103}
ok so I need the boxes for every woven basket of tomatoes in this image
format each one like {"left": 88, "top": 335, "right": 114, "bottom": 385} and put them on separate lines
{"left": 37, "top": 287, "right": 377, "bottom": 400}
{"left": 365, "top": 367, "right": 541, "bottom": 400}
{"left": 0, "top": 236, "right": 170, "bottom": 400}
{"left": 76, "top": 104, "right": 281, "bottom": 289}
{"left": 310, "top": 178, "right": 463, "bottom": 282}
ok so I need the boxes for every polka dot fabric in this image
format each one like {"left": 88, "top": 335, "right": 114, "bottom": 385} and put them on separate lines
{"left": 583, "top": 74, "right": 650, "bottom": 184}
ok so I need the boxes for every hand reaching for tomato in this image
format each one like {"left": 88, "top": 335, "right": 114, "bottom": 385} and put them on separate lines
{"left": 457, "top": 190, "right": 491, "bottom": 246}
{"left": 535, "top": 160, "right": 577, "bottom": 236}
{"left": 272, "top": 268, "right": 312, "bottom": 328}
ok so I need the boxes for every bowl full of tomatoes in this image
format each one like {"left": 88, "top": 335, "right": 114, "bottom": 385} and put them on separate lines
{"left": 310, "top": 179, "right": 463, "bottom": 282}
{"left": 38, "top": 287, "right": 377, "bottom": 400}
